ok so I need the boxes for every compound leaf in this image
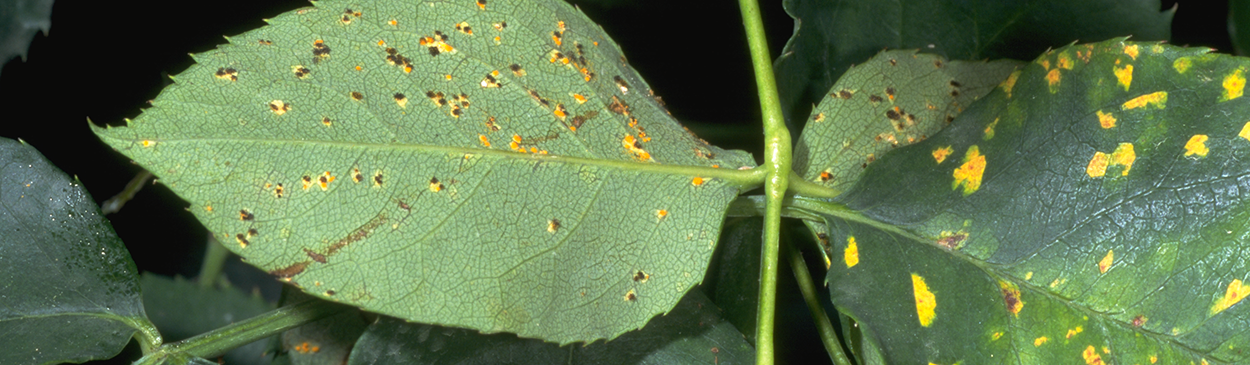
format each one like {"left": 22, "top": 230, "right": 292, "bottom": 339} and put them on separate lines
{"left": 817, "top": 39, "right": 1250, "bottom": 364}
{"left": 0, "top": 138, "right": 154, "bottom": 365}
{"left": 774, "top": 0, "right": 1173, "bottom": 126}
{"left": 794, "top": 50, "right": 1021, "bottom": 193}
{"left": 92, "top": 0, "right": 755, "bottom": 345}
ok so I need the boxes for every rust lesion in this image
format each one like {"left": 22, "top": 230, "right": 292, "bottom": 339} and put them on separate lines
{"left": 936, "top": 231, "right": 968, "bottom": 250}
{"left": 324, "top": 214, "right": 388, "bottom": 257}
{"left": 270, "top": 261, "right": 310, "bottom": 279}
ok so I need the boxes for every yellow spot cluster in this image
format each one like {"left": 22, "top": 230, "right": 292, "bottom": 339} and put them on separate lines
{"left": 1098, "top": 250, "right": 1114, "bottom": 274}
{"left": 932, "top": 146, "right": 953, "bottom": 164}
{"left": 1184, "top": 134, "right": 1209, "bottom": 157}
{"left": 1082, "top": 345, "right": 1104, "bottom": 365}
{"left": 1086, "top": 152, "right": 1110, "bottom": 178}
{"left": 844, "top": 237, "right": 859, "bottom": 268}
{"left": 1240, "top": 122, "right": 1250, "bottom": 141}
{"left": 1001, "top": 70, "right": 1021, "bottom": 98}
{"left": 1210, "top": 279, "right": 1250, "bottom": 315}
{"left": 1046, "top": 69, "right": 1062, "bottom": 93}
{"left": 912, "top": 273, "right": 937, "bottom": 327}
{"left": 1224, "top": 68, "right": 1246, "bottom": 101}
{"left": 1088, "top": 143, "right": 1137, "bottom": 178}
{"left": 1096, "top": 110, "right": 1117, "bottom": 129}
{"left": 1066, "top": 325, "right": 1083, "bottom": 339}
{"left": 1000, "top": 281, "right": 1024, "bottom": 316}
{"left": 952, "top": 145, "right": 986, "bottom": 196}
{"left": 983, "top": 118, "right": 998, "bottom": 140}
{"left": 1174, "top": 57, "right": 1193, "bottom": 74}
{"left": 1034, "top": 336, "right": 1048, "bottom": 347}
{"left": 1114, "top": 64, "right": 1133, "bottom": 91}
{"left": 1124, "top": 44, "right": 1140, "bottom": 60}
{"left": 1123, "top": 91, "right": 1167, "bottom": 110}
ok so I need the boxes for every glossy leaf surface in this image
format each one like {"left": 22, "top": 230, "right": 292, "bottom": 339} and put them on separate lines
{"left": 773, "top": 0, "right": 1173, "bottom": 125}
{"left": 92, "top": 0, "right": 754, "bottom": 344}
{"left": 820, "top": 39, "right": 1250, "bottom": 364}
{"left": 0, "top": 138, "right": 153, "bottom": 365}
{"left": 794, "top": 50, "right": 1020, "bottom": 193}
{"left": 346, "top": 290, "right": 754, "bottom": 365}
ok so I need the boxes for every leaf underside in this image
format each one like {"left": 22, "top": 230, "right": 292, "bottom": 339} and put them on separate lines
{"left": 0, "top": 138, "right": 148, "bottom": 365}
{"left": 821, "top": 39, "right": 1250, "bottom": 364}
{"left": 92, "top": 0, "right": 755, "bottom": 344}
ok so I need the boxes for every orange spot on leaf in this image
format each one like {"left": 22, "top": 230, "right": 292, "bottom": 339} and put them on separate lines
{"left": 952, "top": 145, "right": 986, "bottom": 195}
{"left": 1184, "top": 134, "right": 1209, "bottom": 157}
{"left": 1114, "top": 64, "right": 1133, "bottom": 91}
{"left": 1122, "top": 91, "right": 1167, "bottom": 110}
{"left": 932, "top": 146, "right": 953, "bottom": 163}
{"left": 844, "top": 237, "right": 859, "bottom": 268}
{"left": 1211, "top": 279, "right": 1250, "bottom": 315}
{"left": 912, "top": 273, "right": 936, "bottom": 327}
{"left": 1098, "top": 250, "right": 1114, "bottom": 273}
{"left": 1096, "top": 110, "right": 1117, "bottom": 129}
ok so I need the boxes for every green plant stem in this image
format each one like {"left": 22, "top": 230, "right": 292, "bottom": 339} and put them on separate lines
{"left": 100, "top": 170, "right": 153, "bottom": 215}
{"left": 145, "top": 297, "right": 342, "bottom": 361}
{"left": 788, "top": 171, "right": 842, "bottom": 198}
{"left": 738, "top": 0, "right": 790, "bottom": 363}
{"left": 726, "top": 195, "right": 822, "bottom": 221}
{"left": 786, "top": 243, "right": 852, "bottom": 365}
{"left": 198, "top": 235, "right": 230, "bottom": 288}
{"left": 122, "top": 316, "right": 164, "bottom": 355}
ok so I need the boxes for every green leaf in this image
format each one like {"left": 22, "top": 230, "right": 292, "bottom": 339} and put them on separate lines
{"left": 704, "top": 217, "right": 762, "bottom": 344}
{"left": 815, "top": 38, "right": 1250, "bottom": 363}
{"left": 0, "top": 0, "right": 53, "bottom": 73}
{"left": 793, "top": 50, "right": 1021, "bottom": 193}
{"left": 140, "top": 274, "right": 274, "bottom": 365}
{"left": 773, "top": 0, "right": 1173, "bottom": 125}
{"left": 0, "top": 137, "right": 156, "bottom": 365}
{"left": 346, "top": 289, "right": 754, "bottom": 364}
{"left": 1232, "top": 0, "right": 1250, "bottom": 56}
{"left": 277, "top": 286, "right": 368, "bottom": 365}
{"left": 91, "top": 0, "right": 755, "bottom": 345}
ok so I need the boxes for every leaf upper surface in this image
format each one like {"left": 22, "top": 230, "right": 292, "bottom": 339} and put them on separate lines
{"left": 820, "top": 39, "right": 1250, "bottom": 364}
{"left": 0, "top": 138, "right": 150, "bottom": 365}
{"left": 773, "top": 0, "right": 1173, "bottom": 127}
{"left": 794, "top": 50, "right": 1021, "bottom": 193}
{"left": 92, "top": 0, "right": 755, "bottom": 344}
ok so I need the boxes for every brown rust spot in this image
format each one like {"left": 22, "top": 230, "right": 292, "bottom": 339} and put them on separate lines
{"left": 304, "top": 248, "right": 327, "bottom": 263}
{"left": 270, "top": 261, "right": 310, "bottom": 279}
{"left": 325, "top": 214, "right": 388, "bottom": 256}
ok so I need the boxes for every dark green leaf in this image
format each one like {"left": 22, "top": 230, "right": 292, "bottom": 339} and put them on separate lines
{"left": 277, "top": 286, "right": 368, "bottom": 365}
{"left": 1232, "top": 0, "right": 1250, "bottom": 56}
{"left": 0, "top": 137, "right": 154, "bottom": 365}
{"left": 141, "top": 274, "right": 274, "bottom": 365}
{"left": 816, "top": 38, "right": 1250, "bottom": 363}
{"left": 793, "top": 50, "right": 1021, "bottom": 193}
{"left": 774, "top": 0, "right": 1173, "bottom": 126}
{"left": 704, "top": 217, "right": 762, "bottom": 344}
{"left": 92, "top": 0, "right": 755, "bottom": 344}
{"left": 0, "top": 0, "right": 53, "bottom": 73}
{"left": 346, "top": 289, "right": 753, "bottom": 365}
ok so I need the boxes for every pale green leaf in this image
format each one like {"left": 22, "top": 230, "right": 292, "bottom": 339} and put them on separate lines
{"left": 92, "top": 0, "right": 755, "bottom": 344}
{"left": 140, "top": 274, "right": 274, "bottom": 365}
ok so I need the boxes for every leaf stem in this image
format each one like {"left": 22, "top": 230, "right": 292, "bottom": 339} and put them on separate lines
{"left": 198, "top": 235, "right": 230, "bottom": 288}
{"left": 787, "top": 171, "right": 842, "bottom": 198}
{"left": 145, "top": 297, "right": 343, "bottom": 361}
{"left": 738, "top": 0, "right": 790, "bottom": 363}
{"left": 786, "top": 243, "right": 852, "bottom": 365}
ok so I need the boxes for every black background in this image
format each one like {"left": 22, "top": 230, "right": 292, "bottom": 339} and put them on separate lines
{"left": 0, "top": 0, "right": 1229, "bottom": 363}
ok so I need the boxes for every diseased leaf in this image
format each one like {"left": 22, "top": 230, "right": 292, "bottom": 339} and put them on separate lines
{"left": 704, "top": 217, "right": 762, "bottom": 344}
{"left": 92, "top": 0, "right": 755, "bottom": 344}
{"left": 773, "top": 0, "right": 1173, "bottom": 126}
{"left": 0, "top": 138, "right": 155, "bottom": 365}
{"left": 793, "top": 50, "right": 1021, "bottom": 193}
{"left": 345, "top": 290, "right": 754, "bottom": 365}
{"left": 140, "top": 274, "right": 274, "bottom": 365}
{"left": 816, "top": 39, "right": 1250, "bottom": 363}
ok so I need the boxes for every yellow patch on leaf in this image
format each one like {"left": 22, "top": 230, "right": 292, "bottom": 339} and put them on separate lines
{"left": 1046, "top": 68, "right": 1062, "bottom": 93}
{"left": 1086, "top": 151, "right": 1109, "bottom": 178}
{"left": 1083, "top": 345, "right": 1105, "bottom": 365}
{"left": 1174, "top": 57, "right": 1192, "bottom": 74}
{"left": 1124, "top": 44, "right": 1140, "bottom": 60}
{"left": 1114, "top": 64, "right": 1133, "bottom": 91}
{"left": 1224, "top": 68, "right": 1246, "bottom": 101}
{"left": 1001, "top": 70, "right": 1021, "bottom": 97}
{"left": 1096, "top": 110, "right": 1117, "bottom": 129}
{"left": 1099, "top": 250, "right": 1114, "bottom": 274}
{"left": 1184, "top": 134, "right": 1210, "bottom": 157}
{"left": 1000, "top": 280, "right": 1024, "bottom": 316}
{"left": 844, "top": 237, "right": 859, "bottom": 268}
{"left": 1110, "top": 143, "right": 1136, "bottom": 176}
{"left": 952, "top": 145, "right": 986, "bottom": 196}
{"left": 1122, "top": 91, "right": 1167, "bottom": 110}
{"left": 992, "top": 332, "right": 1003, "bottom": 341}
{"left": 912, "top": 273, "right": 937, "bottom": 327}
{"left": 1210, "top": 279, "right": 1250, "bottom": 315}
{"left": 1058, "top": 52, "right": 1074, "bottom": 70}
{"left": 983, "top": 118, "right": 998, "bottom": 140}
{"left": 933, "top": 146, "right": 953, "bottom": 164}
{"left": 1240, "top": 122, "right": 1250, "bottom": 141}
{"left": 1034, "top": 336, "right": 1049, "bottom": 346}
{"left": 1066, "top": 326, "right": 1083, "bottom": 339}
